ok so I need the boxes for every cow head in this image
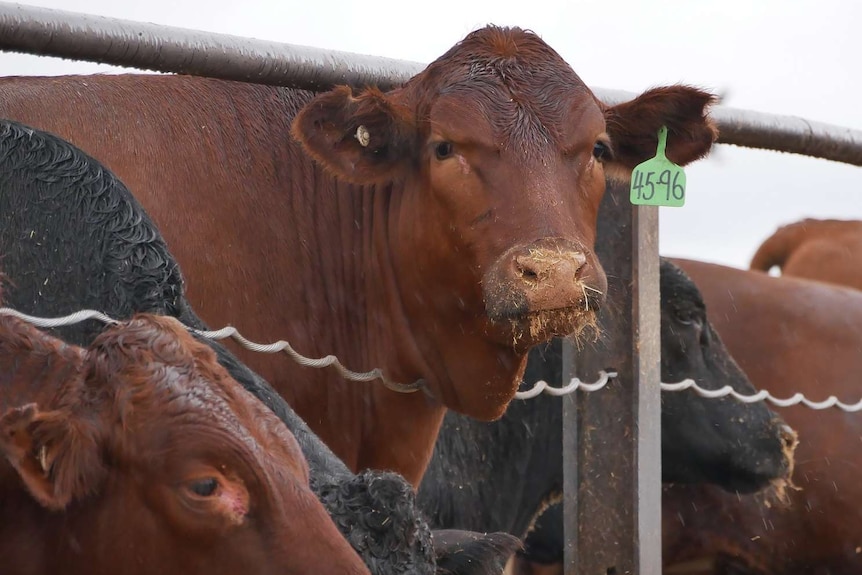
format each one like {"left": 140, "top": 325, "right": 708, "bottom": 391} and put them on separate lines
{"left": 0, "top": 314, "right": 368, "bottom": 575}
{"left": 293, "top": 26, "right": 717, "bottom": 419}
{"left": 658, "top": 260, "right": 798, "bottom": 493}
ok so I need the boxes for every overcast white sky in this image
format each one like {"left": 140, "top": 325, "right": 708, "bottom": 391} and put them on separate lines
{"left": 1, "top": 0, "right": 859, "bottom": 269}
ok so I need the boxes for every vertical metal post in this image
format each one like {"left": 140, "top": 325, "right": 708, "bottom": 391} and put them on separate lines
{"left": 563, "top": 181, "right": 662, "bottom": 575}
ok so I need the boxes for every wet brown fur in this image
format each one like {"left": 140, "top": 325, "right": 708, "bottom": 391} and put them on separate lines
{"left": 0, "top": 313, "right": 369, "bottom": 575}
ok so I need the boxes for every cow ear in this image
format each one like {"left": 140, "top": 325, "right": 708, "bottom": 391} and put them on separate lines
{"left": 0, "top": 403, "right": 106, "bottom": 510}
{"left": 602, "top": 85, "right": 719, "bottom": 181}
{"left": 292, "top": 85, "right": 416, "bottom": 184}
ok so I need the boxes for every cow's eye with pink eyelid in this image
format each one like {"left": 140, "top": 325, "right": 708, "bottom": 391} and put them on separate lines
{"left": 435, "top": 141, "right": 454, "bottom": 160}
{"left": 187, "top": 477, "right": 219, "bottom": 497}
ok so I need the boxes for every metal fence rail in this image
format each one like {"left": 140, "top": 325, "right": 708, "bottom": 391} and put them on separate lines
{"left": 1, "top": 1, "right": 861, "bottom": 165}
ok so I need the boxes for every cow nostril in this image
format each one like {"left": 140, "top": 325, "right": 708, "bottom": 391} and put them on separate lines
{"left": 571, "top": 251, "right": 587, "bottom": 269}
{"left": 514, "top": 251, "right": 588, "bottom": 285}
{"left": 780, "top": 424, "right": 798, "bottom": 449}
{"left": 774, "top": 423, "right": 799, "bottom": 456}
{"left": 515, "top": 256, "right": 546, "bottom": 282}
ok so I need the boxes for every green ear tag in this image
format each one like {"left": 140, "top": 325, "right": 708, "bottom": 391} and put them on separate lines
{"left": 630, "top": 126, "right": 686, "bottom": 207}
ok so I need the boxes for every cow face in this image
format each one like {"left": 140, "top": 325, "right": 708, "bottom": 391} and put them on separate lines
{"left": 658, "top": 261, "right": 797, "bottom": 493}
{"left": 293, "top": 26, "right": 717, "bottom": 418}
{"left": 0, "top": 314, "right": 368, "bottom": 575}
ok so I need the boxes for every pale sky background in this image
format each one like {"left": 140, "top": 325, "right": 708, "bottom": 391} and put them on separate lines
{"left": 0, "top": 0, "right": 859, "bottom": 269}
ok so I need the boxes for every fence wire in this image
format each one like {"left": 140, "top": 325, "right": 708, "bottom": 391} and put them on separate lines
{"left": 2, "top": 307, "right": 858, "bottom": 412}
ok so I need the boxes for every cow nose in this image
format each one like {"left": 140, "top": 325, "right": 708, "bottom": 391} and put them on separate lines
{"left": 508, "top": 245, "right": 590, "bottom": 312}
{"left": 515, "top": 251, "right": 587, "bottom": 284}
{"left": 482, "top": 238, "right": 607, "bottom": 342}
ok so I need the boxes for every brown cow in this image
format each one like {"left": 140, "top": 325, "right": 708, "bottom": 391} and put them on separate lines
{"left": 0, "top": 25, "right": 718, "bottom": 484}
{"left": 750, "top": 218, "right": 862, "bottom": 290}
{"left": 662, "top": 258, "right": 862, "bottom": 575}
{"left": 0, "top": 312, "right": 369, "bottom": 575}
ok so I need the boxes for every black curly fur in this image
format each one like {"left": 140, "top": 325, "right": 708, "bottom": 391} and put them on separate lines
{"left": 315, "top": 470, "right": 436, "bottom": 575}
{"left": 0, "top": 121, "right": 183, "bottom": 344}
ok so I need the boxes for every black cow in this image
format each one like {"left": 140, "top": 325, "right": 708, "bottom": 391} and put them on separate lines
{"left": 0, "top": 119, "right": 518, "bottom": 575}
{"left": 418, "top": 259, "right": 795, "bottom": 566}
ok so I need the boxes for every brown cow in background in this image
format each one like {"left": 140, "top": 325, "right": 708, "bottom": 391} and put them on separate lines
{"left": 0, "top": 25, "right": 718, "bottom": 484}
{"left": 750, "top": 218, "right": 862, "bottom": 290}
{"left": 0, "top": 312, "right": 369, "bottom": 575}
{"left": 662, "top": 259, "right": 862, "bottom": 575}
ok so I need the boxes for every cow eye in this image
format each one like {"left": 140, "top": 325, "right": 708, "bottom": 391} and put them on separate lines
{"left": 592, "top": 141, "right": 612, "bottom": 161}
{"left": 188, "top": 477, "right": 219, "bottom": 497}
{"left": 674, "top": 309, "right": 702, "bottom": 327}
{"left": 435, "top": 141, "right": 454, "bottom": 160}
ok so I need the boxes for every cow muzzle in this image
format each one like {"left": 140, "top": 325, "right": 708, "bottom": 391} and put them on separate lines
{"left": 482, "top": 238, "right": 606, "bottom": 348}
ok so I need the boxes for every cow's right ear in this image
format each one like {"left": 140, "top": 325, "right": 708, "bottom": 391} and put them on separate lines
{"left": 292, "top": 85, "right": 416, "bottom": 184}
{"left": 602, "top": 85, "right": 718, "bottom": 181}
{"left": 0, "top": 402, "right": 106, "bottom": 510}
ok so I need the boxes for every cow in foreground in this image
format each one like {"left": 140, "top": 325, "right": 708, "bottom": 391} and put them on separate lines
{"left": 750, "top": 217, "right": 862, "bottom": 290}
{"left": 0, "top": 25, "right": 719, "bottom": 484}
{"left": 0, "top": 311, "right": 370, "bottom": 575}
{"left": 662, "top": 259, "right": 862, "bottom": 575}
{"left": 418, "top": 259, "right": 796, "bottom": 572}
{"left": 0, "top": 119, "right": 518, "bottom": 575}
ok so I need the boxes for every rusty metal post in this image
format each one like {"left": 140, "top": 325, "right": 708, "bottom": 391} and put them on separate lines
{"left": 563, "top": 181, "right": 662, "bottom": 575}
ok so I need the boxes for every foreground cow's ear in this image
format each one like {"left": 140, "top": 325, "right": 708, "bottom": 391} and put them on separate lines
{"left": 0, "top": 403, "right": 106, "bottom": 510}
{"left": 292, "top": 85, "right": 416, "bottom": 184}
{"left": 602, "top": 85, "right": 719, "bottom": 180}
{"left": 433, "top": 530, "right": 522, "bottom": 575}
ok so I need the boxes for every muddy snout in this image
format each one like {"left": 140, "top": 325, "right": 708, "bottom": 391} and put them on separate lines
{"left": 513, "top": 249, "right": 586, "bottom": 309}
{"left": 777, "top": 422, "right": 799, "bottom": 473}
{"left": 733, "top": 418, "right": 799, "bottom": 495}
{"left": 483, "top": 239, "right": 606, "bottom": 332}
{"left": 768, "top": 420, "right": 799, "bottom": 478}
{"left": 779, "top": 423, "right": 798, "bottom": 453}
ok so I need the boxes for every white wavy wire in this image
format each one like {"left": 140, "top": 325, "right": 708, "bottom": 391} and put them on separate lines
{"left": 1, "top": 307, "right": 859, "bottom": 412}
{"left": 0, "top": 308, "right": 422, "bottom": 394}
{"left": 513, "top": 370, "right": 618, "bottom": 399}
{"left": 515, "top": 372, "right": 862, "bottom": 412}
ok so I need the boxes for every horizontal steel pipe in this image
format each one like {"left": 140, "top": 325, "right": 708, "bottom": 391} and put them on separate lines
{"left": 0, "top": 2, "right": 423, "bottom": 91}
{"left": 1, "top": 2, "right": 861, "bottom": 165}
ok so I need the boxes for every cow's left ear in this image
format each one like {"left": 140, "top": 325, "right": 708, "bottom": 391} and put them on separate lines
{"left": 292, "top": 85, "right": 416, "bottom": 184}
{"left": 0, "top": 402, "right": 106, "bottom": 510}
{"left": 602, "top": 85, "right": 719, "bottom": 181}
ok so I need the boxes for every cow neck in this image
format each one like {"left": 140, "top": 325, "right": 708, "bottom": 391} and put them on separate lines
{"left": 350, "top": 179, "right": 449, "bottom": 485}
{"left": 361, "top": 177, "right": 529, "bottom": 485}
{"left": 267, "top": 172, "right": 440, "bottom": 485}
